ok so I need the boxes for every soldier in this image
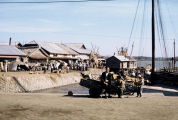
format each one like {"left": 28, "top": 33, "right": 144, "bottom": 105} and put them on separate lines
{"left": 101, "top": 67, "right": 113, "bottom": 98}
{"left": 116, "top": 76, "right": 125, "bottom": 98}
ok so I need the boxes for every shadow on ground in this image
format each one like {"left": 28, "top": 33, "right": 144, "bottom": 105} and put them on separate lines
{"left": 64, "top": 94, "right": 90, "bottom": 98}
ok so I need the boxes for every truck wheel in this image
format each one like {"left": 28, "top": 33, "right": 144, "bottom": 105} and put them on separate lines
{"left": 89, "top": 86, "right": 102, "bottom": 98}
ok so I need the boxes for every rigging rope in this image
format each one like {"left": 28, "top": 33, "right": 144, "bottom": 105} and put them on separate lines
{"left": 138, "top": 0, "right": 147, "bottom": 57}
{"left": 156, "top": 0, "right": 170, "bottom": 68}
{"left": 127, "top": 0, "right": 141, "bottom": 50}
{"left": 157, "top": 0, "right": 168, "bottom": 59}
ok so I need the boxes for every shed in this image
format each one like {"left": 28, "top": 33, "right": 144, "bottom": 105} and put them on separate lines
{"left": 106, "top": 55, "right": 137, "bottom": 70}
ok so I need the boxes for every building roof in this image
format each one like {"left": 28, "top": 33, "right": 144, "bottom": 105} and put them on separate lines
{"left": 21, "top": 48, "right": 38, "bottom": 56}
{"left": 21, "top": 48, "right": 48, "bottom": 59}
{"left": 65, "top": 43, "right": 86, "bottom": 49}
{"left": 24, "top": 40, "right": 79, "bottom": 55}
{"left": 0, "top": 45, "right": 26, "bottom": 56}
{"left": 114, "top": 55, "right": 130, "bottom": 62}
{"left": 56, "top": 44, "right": 78, "bottom": 55}
{"left": 107, "top": 55, "right": 137, "bottom": 62}
{"left": 64, "top": 43, "right": 91, "bottom": 54}
{"left": 38, "top": 41, "right": 69, "bottom": 54}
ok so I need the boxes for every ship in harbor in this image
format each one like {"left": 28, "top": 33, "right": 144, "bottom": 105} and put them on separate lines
{"left": 127, "top": 0, "right": 178, "bottom": 85}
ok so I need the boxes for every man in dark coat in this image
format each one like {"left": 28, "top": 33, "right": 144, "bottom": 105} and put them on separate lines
{"left": 101, "top": 67, "right": 113, "bottom": 98}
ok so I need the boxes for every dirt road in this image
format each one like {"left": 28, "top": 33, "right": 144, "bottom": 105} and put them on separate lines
{"left": 1, "top": 84, "right": 178, "bottom": 120}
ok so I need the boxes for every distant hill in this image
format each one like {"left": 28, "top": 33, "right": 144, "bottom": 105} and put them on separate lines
{"left": 133, "top": 56, "right": 178, "bottom": 61}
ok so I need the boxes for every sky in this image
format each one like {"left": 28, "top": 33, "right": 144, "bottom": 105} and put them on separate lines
{"left": 0, "top": 0, "right": 178, "bottom": 57}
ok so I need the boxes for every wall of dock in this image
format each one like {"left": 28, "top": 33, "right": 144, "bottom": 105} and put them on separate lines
{"left": 0, "top": 72, "right": 82, "bottom": 93}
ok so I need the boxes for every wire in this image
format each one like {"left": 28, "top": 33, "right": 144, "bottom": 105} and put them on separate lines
{"left": 0, "top": 0, "right": 113, "bottom": 4}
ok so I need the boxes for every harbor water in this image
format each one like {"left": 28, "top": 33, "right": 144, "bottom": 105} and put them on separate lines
{"left": 137, "top": 60, "right": 178, "bottom": 70}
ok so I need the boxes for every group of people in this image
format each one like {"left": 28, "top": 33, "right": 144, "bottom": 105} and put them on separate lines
{"left": 72, "top": 62, "right": 89, "bottom": 71}
{"left": 33, "top": 60, "right": 90, "bottom": 73}
{"left": 100, "top": 67, "right": 144, "bottom": 98}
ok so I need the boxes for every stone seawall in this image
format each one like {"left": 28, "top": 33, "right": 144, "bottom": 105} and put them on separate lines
{"left": 0, "top": 72, "right": 82, "bottom": 93}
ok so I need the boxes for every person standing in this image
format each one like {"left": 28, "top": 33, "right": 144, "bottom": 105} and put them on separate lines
{"left": 136, "top": 75, "right": 144, "bottom": 97}
{"left": 101, "top": 67, "right": 113, "bottom": 98}
{"left": 5, "top": 61, "right": 8, "bottom": 72}
{"left": 35, "top": 63, "right": 38, "bottom": 71}
{"left": 116, "top": 76, "right": 125, "bottom": 98}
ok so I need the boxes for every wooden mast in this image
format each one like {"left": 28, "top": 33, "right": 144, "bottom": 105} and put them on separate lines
{"left": 152, "top": 0, "right": 155, "bottom": 77}
{"left": 174, "top": 39, "right": 176, "bottom": 69}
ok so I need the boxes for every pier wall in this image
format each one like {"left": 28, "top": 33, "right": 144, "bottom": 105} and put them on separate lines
{"left": 0, "top": 72, "right": 82, "bottom": 93}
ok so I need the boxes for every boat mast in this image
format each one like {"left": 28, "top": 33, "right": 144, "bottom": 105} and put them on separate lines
{"left": 174, "top": 39, "right": 176, "bottom": 69}
{"left": 152, "top": 0, "right": 155, "bottom": 75}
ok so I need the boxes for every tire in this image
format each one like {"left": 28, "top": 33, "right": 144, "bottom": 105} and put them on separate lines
{"left": 89, "top": 85, "right": 102, "bottom": 98}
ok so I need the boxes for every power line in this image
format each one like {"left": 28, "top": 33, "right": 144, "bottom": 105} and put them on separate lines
{"left": 0, "top": 0, "right": 113, "bottom": 4}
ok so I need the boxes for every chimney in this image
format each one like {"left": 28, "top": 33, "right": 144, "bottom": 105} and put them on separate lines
{"left": 9, "top": 37, "right": 12, "bottom": 46}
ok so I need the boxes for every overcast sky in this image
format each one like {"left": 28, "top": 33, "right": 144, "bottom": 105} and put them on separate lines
{"left": 0, "top": 0, "right": 177, "bottom": 57}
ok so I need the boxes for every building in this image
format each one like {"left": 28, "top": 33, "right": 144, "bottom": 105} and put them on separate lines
{"left": 106, "top": 55, "right": 137, "bottom": 71}
{"left": 64, "top": 43, "right": 91, "bottom": 61}
{"left": 0, "top": 45, "right": 27, "bottom": 71}
{"left": 20, "top": 48, "right": 48, "bottom": 63}
{"left": 19, "top": 40, "right": 90, "bottom": 63}
{"left": 0, "top": 45, "right": 26, "bottom": 62}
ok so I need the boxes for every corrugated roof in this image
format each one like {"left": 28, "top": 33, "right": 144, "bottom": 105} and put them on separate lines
{"left": 24, "top": 40, "right": 90, "bottom": 55}
{"left": 25, "top": 41, "right": 77, "bottom": 55}
{"left": 64, "top": 44, "right": 91, "bottom": 54}
{"left": 21, "top": 48, "right": 38, "bottom": 56}
{"left": 0, "top": 45, "right": 26, "bottom": 56}
{"left": 38, "top": 42, "right": 69, "bottom": 54}
{"left": 21, "top": 48, "right": 48, "bottom": 59}
{"left": 56, "top": 44, "right": 78, "bottom": 55}
{"left": 65, "top": 43, "right": 85, "bottom": 49}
